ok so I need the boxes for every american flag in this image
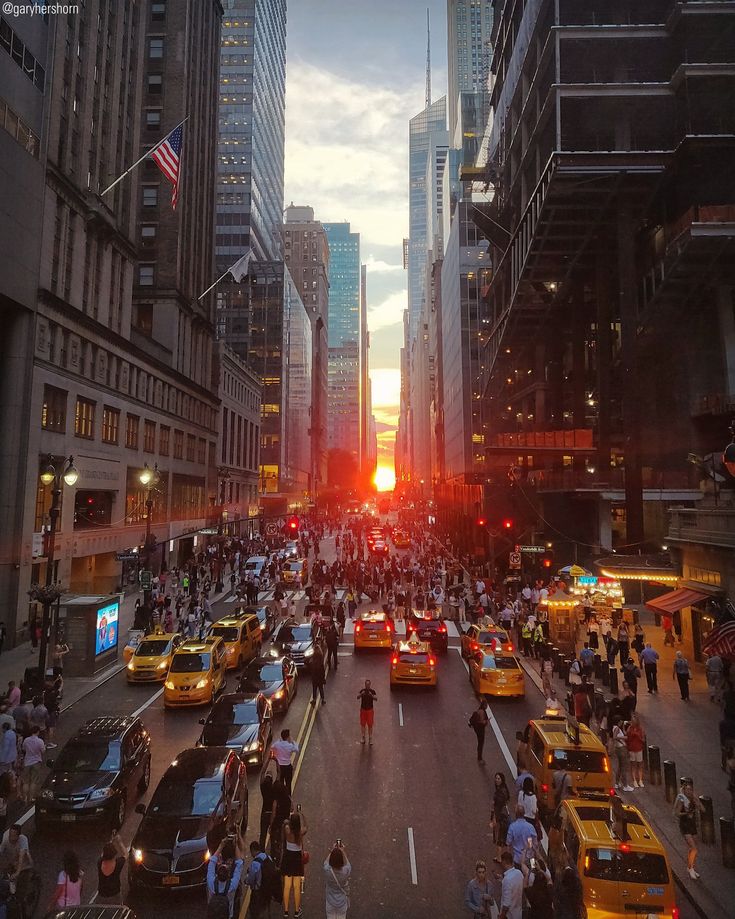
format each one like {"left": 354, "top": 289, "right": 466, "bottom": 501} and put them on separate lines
{"left": 150, "top": 124, "right": 183, "bottom": 209}
{"left": 702, "top": 618, "right": 735, "bottom": 660}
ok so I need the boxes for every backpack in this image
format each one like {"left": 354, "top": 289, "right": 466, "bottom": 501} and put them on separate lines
{"left": 257, "top": 853, "right": 283, "bottom": 903}
{"left": 208, "top": 865, "right": 233, "bottom": 919}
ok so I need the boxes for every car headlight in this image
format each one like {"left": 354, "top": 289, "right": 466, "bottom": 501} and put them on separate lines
{"left": 89, "top": 787, "right": 114, "bottom": 800}
{"left": 40, "top": 789, "right": 54, "bottom": 800}
{"left": 273, "top": 690, "right": 284, "bottom": 700}
{"left": 132, "top": 848, "right": 143, "bottom": 864}
{"left": 304, "top": 648, "right": 314, "bottom": 657}
{"left": 245, "top": 740, "right": 260, "bottom": 752}
{"left": 195, "top": 677, "right": 210, "bottom": 689}
{"left": 165, "top": 680, "right": 175, "bottom": 690}
{"left": 158, "top": 660, "right": 168, "bottom": 670}
{"left": 127, "top": 662, "right": 135, "bottom": 671}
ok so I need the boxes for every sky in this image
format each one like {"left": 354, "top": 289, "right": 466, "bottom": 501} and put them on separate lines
{"left": 284, "top": 0, "right": 448, "bottom": 470}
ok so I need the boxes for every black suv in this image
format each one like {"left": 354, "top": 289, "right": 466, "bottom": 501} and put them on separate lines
{"left": 406, "top": 610, "right": 449, "bottom": 654}
{"left": 129, "top": 747, "right": 248, "bottom": 891}
{"left": 36, "top": 716, "right": 151, "bottom": 829}
{"left": 270, "top": 621, "right": 327, "bottom": 670}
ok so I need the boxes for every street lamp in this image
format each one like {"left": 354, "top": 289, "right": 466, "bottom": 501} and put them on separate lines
{"left": 215, "top": 467, "right": 231, "bottom": 592}
{"left": 30, "top": 455, "right": 78, "bottom": 677}
{"left": 138, "top": 462, "right": 160, "bottom": 604}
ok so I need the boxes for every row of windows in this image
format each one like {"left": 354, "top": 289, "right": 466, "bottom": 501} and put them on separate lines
{"left": 0, "top": 18, "right": 46, "bottom": 92}
{"left": 0, "top": 96, "right": 40, "bottom": 158}
{"left": 42, "top": 385, "right": 211, "bottom": 462}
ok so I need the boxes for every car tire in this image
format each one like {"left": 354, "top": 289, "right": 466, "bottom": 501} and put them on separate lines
{"left": 113, "top": 793, "right": 127, "bottom": 830}
{"left": 138, "top": 756, "right": 151, "bottom": 793}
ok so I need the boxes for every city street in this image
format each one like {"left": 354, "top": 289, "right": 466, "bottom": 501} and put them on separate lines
{"left": 5, "top": 532, "right": 700, "bottom": 919}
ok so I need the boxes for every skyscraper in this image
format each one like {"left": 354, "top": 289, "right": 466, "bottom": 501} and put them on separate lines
{"left": 446, "top": 0, "right": 494, "bottom": 141}
{"left": 324, "top": 222, "right": 361, "bottom": 462}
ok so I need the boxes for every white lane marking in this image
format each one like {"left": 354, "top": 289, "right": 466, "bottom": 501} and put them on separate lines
{"left": 407, "top": 827, "right": 418, "bottom": 885}
{"left": 132, "top": 687, "right": 164, "bottom": 718}
{"left": 337, "top": 651, "right": 351, "bottom": 656}
{"left": 398, "top": 703, "right": 404, "bottom": 727}
{"left": 456, "top": 646, "right": 469, "bottom": 673}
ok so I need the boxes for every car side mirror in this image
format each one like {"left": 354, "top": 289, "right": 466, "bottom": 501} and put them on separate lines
{"left": 46, "top": 758, "right": 54, "bottom": 768}
{"left": 135, "top": 803, "right": 146, "bottom": 815}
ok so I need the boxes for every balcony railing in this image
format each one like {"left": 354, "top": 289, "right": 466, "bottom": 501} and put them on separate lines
{"left": 488, "top": 429, "right": 594, "bottom": 450}
{"left": 668, "top": 506, "right": 735, "bottom": 549}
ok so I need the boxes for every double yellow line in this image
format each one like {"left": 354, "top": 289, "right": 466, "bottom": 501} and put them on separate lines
{"left": 238, "top": 663, "right": 327, "bottom": 918}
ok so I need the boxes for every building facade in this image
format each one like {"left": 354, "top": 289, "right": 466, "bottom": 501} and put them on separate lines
{"left": 324, "top": 222, "right": 361, "bottom": 462}
{"left": 283, "top": 205, "right": 329, "bottom": 494}
{"left": 0, "top": 12, "right": 50, "bottom": 640}
{"left": 446, "top": 0, "right": 494, "bottom": 140}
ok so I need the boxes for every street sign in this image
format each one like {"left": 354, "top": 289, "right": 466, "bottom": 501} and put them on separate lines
{"left": 265, "top": 522, "right": 278, "bottom": 537}
{"left": 509, "top": 551, "right": 521, "bottom": 569}
{"left": 139, "top": 570, "right": 152, "bottom": 589}
{"left": 520, "top": 545, "right": 545, "bottom": 554}
{"left": 115, "top": 552, "right": 140, "bottom": 561}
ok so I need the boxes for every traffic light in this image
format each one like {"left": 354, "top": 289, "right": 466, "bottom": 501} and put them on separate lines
{"left": 287, "top": 515, "right": 299, "bottom": 535}
{"left": 502, "top": 518, "right": 514, "bottom": 531}
{"left": 476, "top": 517, "right": 487, "bottom": 527}
{"left": 541, "top": 548, "right": 554, "bottom": 570}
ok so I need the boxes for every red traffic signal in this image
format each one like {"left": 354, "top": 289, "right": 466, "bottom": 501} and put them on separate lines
{"left": 502, "top": 518, "right": 513, "bottom": 530}
{"left": 542, "top": 557, "right": 552, "bottom": 568}
{"left": 476, "top": 517, "right": 487, "bottom": 527}
{"left": 287, "top": 515, "right": 299, "bottom": 533}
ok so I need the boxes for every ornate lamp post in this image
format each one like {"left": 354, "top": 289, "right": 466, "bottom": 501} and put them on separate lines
{"left": 215, "top": 467, "right": 231, "bottom": 592}
{"left": 139, "top": 463, "right": 160, "bottom": 604}
{"left": 29, "top": 455, "right": 78, "bottom": 676}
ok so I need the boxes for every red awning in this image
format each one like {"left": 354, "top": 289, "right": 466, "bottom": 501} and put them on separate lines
{"left": 646, "top": 587, "right": 709, "bottom": 614}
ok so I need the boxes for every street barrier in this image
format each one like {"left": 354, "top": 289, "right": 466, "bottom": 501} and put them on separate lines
{"left": 593, "top": 653, "right": 602, "bottom": 678}
{"left": 608, "top": 666, "right": 619, "bottom": 695}
{"left": 699, "top": 796, "right": 715, "bottom": 845}
{"left": 663, "top": 760, "right": 677, "bottom": 803}
{"left": 601, "top": 660, "right": 610, "bottom": 686}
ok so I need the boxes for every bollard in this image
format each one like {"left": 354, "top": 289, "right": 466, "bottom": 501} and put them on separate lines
{"left": 720, "top": 817, "right": 735, "bottom": 869}
{"left": 663, "top": 760, "right": 677, "bottom": 803}
{"left": 566, "top": 691, "right": 574, "bottom": 715}
{"left": 564, "top": 659, "right": 574, "bottom": 687}
{"left": 699, "top": 796, "right": 715, "bottom": 845}
{"left": 609, "top": 667, "right": 619, "bottom": 696}
{"left": 593, "top": 653, "right": 602, "bottom": 679}
{"left": 552, "top": 648, "right": 561, "bottom": 672}
{"left": 601, "top": 660, "right": 610, "bottom": 686}
{"left": 642, "top": 741, "right": 649, "bottom": 769}
{"left": 647, "top": 745, "right": 661, "bottom": 785}
{"left": 594, "top": 690, "right": 605, "bottom": 718}
{"left": 559, "top": 658, "right": 570, "bottom": 684}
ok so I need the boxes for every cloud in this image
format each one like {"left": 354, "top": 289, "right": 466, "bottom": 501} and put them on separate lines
{"left": 285, "top": 59, "right": 424, "bottom": 250}
{"left": 364, "top": 257, "right": 404, "bottom": 274}
{"left": 367, "top": 291, "right": 407, "bottom": 332}
{"left": 369, "top": 368, "right": 401, "bottom": 407}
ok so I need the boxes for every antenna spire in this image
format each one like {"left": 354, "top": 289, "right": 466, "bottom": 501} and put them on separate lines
{"left": 425, "top": 8, "right": 431, "bottom": 109}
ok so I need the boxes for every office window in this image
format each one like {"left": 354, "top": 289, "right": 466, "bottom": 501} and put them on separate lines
{"left": 74, "top": 397, "right": 95, "bottom": 439}
{"left": 142, "top": 186, "right": 158, "bottom": 207}
{"left": 186, "top": 433, "right": 195, "bottom": 461}
{"left": 101, "top": 406, "right": 120, "bottom": 444}
{"left": 143, "top": 419, "right": 156, "bottom": 453}
{"left": 145, "top": 110, "right": 161, "bottom": 129}
{"left": 147, "top": 74, "right": 162, "bottom": 94}
{"left": 141, "top": 224, "right": 157, "bottom": 243}
{"left": 159, "top": 425, "right": 170, "bottom": 456}
{"left": 173, "top": 429, "right": 183, "bottom": 459}
{"left": 151, "top": 1, "right": 166, "bottom": 20}
{"left": 125, "top": 414, "right": 139, "bottom": 449}
{"left": 41, "top": 385, "right": 67, "bottom": 432}
{"left": 197, "top": 437, "right": 206, "bottom": 465}
{"left": 139, "top": 264, "right": 154, "bottom": 286}
{"left": 149, "top": 37, "right": 164, "bottom": 59}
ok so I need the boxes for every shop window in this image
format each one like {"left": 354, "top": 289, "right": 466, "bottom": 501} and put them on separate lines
{"left": 41, "top": 385, "right": 67, "bottom": 432}
{"left": 74, "top": 490, "right": 112, "bottom": 529}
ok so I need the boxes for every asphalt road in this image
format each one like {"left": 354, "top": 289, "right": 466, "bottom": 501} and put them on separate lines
{"left": 17, "top": 533, "right": 697, "bottom": 919}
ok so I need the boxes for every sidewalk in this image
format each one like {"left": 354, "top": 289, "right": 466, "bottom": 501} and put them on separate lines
{"left": 521, "top": 607, "right": 732, "bottom": 919}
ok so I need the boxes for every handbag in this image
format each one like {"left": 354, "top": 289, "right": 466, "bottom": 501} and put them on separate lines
{"left": 301, "top": 850, "right": 309, "bottom": 866}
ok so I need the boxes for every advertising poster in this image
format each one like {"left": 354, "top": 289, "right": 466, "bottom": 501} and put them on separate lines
{"left": 96, "top": 600, "right": 119, "bottom": 656}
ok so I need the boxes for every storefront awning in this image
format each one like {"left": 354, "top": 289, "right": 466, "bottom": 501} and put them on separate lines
{"left": 646, "top": 587, "right": 710, "bottom": 615}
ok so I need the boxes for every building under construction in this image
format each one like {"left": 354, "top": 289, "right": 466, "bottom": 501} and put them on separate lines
{"left": 477, "top": 0, "right": 735, "bottom": 556}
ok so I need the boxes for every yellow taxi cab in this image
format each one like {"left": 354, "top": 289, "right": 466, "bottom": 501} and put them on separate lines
{"left": 281, "top": 558, "right": 308, "bottom": 587}
{"left": 460, "top": 619, "right": 515, "bottom": 658}
{"left": 209, "top": 615, "right": 262, "bottom": 670}
{"left": 123, "top": 629, "right": 146, "bottom": 664}
{"left": 525, "top": 716, "right": 612, "bottom": 820}
{"left": 126, "top": 632, "right": 183, "bottom": 682}
{"left": 389, "top": 636, "right": 438, "bottom": 689}
{"left": 555, "top": 794, "right": 677, "bottom": 919}
{"left": 164, "top": 636, "right": 227, "bottom": 707}
{"left": 468, "top": 649, "right": 525, "bottom": 697}
{"left": 354, "top": 610, "right": 394, "bottom": 652}
{"left": 392, "top": 531, "right": 411, "bottom": 549}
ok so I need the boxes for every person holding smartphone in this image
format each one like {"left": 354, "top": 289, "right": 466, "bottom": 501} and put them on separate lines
{"left": 464, "top": 860, "right": 494, "bottom": 917}
{"left": 324, "top": 840, "right": 351, "bottom": 919}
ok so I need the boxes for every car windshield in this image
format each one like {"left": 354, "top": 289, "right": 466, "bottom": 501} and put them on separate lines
{"left": 284, "top": 563, "right": 301, "bottom": 572}
{"left": 550, "top": 748, "right": 607, "bottom": 773}
{"left": 136, "top": 640, "right": 170, "bottom": 657}
{"left": 494, "top": 657, "right": 520, "bottom": 670}
{"left": 249, "top": 664, "right": 283, "bottom": 683}
{"left": 245, "top": 561, "right": 262, "bottom": 571}
{"left": 362, "top": 620, "right": 387, "bottom": 631}
{"left": 414, "top": 620, "right": 442, "bottom": 630}
{"left": 479, "top": 631, "right": 507, "bottom": 645}
{"left": 56, "top": 740, "right": 121, "bottom": 772}
{"left": 210, "top": 701, "right": 260, "bottom": 725}
{"left": 149, "top": 779, "right": 222, "bottom": 817}
{"left": 399, "top": 652, "right": 429, "bottom": 664}
{"left": 211, "top": 627, "right": 239, "bottom": 642}
{"left": 170, "top": 653, "right": 210, "bottom": 673}
{"left": 279, "top": 626, "right": 312, "bottom": 642}
{"left": 584, "top": 849, "right": 669, "bottom": 884}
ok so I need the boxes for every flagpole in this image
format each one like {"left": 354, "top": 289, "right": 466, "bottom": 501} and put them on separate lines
{"left": 198, "top": 267, "right": 234, "bottom": 302}
{"left": 100, "top": 115, "right": 190, "bottom": 197}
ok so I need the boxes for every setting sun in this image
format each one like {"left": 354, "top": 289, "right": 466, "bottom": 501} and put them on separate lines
{"left": 373, "top": 465, "right": 396, "bottom": 492}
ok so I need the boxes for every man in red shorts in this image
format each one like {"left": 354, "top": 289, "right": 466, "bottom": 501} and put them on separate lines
{"left": 357, "top": 678, "right": 377, "bottom": 745}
